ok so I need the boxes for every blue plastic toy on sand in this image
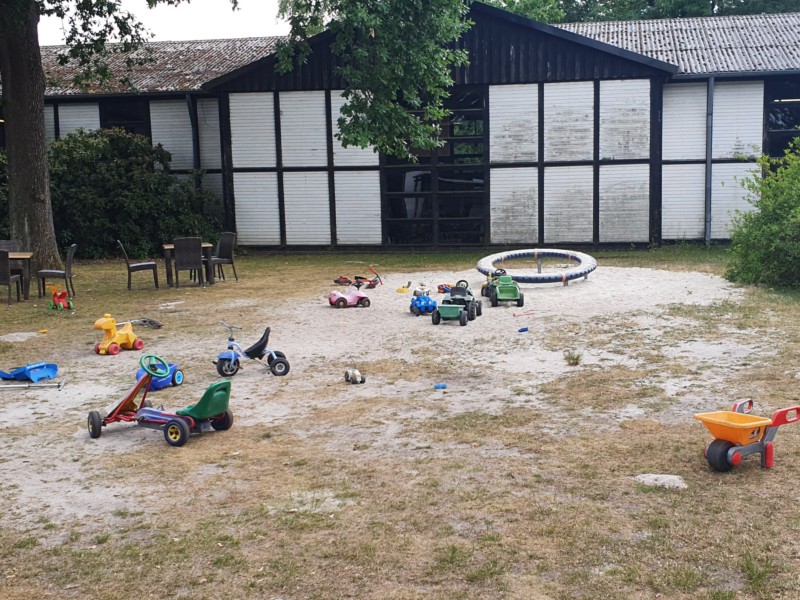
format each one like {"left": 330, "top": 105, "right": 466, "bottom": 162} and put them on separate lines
{"left": 0, "top": 362, "right": 58, "bottom": 383}
{"left": 135, "top": 363, "right": 183, "bottom": 391}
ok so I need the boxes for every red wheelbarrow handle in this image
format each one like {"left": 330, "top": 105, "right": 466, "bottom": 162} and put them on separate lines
{"left": 769, "top": 406, "right": 800, "bottom": 428}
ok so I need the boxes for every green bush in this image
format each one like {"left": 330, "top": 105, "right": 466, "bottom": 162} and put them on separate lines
{"left": 726, "top": 139, "right": 800, "bottom": 287}
{"left": 48, "top": 128, "right": 221, "bottom": 258}
{"left": 0, "top": 151, "right": 8, "bottom": 239}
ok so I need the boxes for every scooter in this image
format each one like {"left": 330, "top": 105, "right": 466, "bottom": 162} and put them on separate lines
{"left": 214, "top": 322, "right": 290, "bottom": 377}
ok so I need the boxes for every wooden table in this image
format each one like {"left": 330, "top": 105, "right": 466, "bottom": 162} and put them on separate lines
{"left": 162, "top": 242, "right": 214, "bottom": 287}
{"left": 8, "top": 251, "right": 32, "bottom": 300}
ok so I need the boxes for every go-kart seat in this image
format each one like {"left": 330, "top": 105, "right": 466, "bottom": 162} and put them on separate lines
{"left": 243, "top": 327, "right": 270, "bottom": 359}
{"left": 498, "top": 276, "right": 514, "bottom": 285}
{"left": 176, "top": 381, "right": 231, "bottom": 421}
{"left": 451, "top": 286, "right": 467, "bottom": 297}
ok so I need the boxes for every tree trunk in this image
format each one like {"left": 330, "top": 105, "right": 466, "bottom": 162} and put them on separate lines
{"left": 0, "top": 1, "right": 62, "bottom": 271}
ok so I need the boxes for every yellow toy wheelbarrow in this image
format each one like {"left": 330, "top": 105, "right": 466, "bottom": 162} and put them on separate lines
{"left": 694, "top": 399, "right": 800, "bottom": 472}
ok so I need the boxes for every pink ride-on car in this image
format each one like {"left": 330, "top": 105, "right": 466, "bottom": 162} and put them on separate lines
{"left": 328, "top": 285, "right": 371, "bottom": 308}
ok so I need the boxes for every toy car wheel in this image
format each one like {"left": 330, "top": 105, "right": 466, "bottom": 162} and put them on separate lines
{"left": 211, "top": 409, "right": 234, "bottom": 431}
{"left": 467, "top": 301, "right": 477, "bottom": 321}
{"left": 456, "top": 280, "right": 469, "bottom": 289}
{"left": 172, "top": 369, "right": 184, "bottom": 386}
{"left": 344, "top": 370, "right": 351, "bottom": 382}
{"left": 459, "top": 311, "right": 468, "bottom": 326}
{"left": 494, "top": 269, "right": 507, "bottom": 276}
{"left": 490, "top": 289, "right": 498, "bottom": 307}
{"left": 164, "top": 419, "right": 190, "bottom": 447}
{"left": 413, "top": 306, "right": 421, "bottom": 316}
{"left": 360, "top": 298, "right": 371, "bottom": 308}
{"left": 132, "top": 338, "right": 144, "bottom": 351}
{"left": 517, "top": 293, "right": 525, "bottom": 308}
{"left": 108, "top": 343, "right": 121, "bottom": 356}
{"left": 432, "top": 310, "right": 441, "bottom": 325}
{"left": 335, "top": 298, "right": 347, "bottom": 308}
{"left": 270, "top": 358, "right": 290, "bottom": 376}
{"left": 94, "top": 343, "right": 101, "bottom": 354}
{"left": 48, "top": 300, "right": 55, "bottom": 309}
{"left": 476, "top": 301, "right": 483, "bottom": 317}
{"left": 68, "top": 301, "right": 74, "bottom": 310}
{"left": 706, "top": 439, "right": 735, "bottom": 472}
{"left": 87, "top": 411, "right": 103, "bottom": 439}
{"left": 216, "top": 358, "right": 239, "bottom": 377}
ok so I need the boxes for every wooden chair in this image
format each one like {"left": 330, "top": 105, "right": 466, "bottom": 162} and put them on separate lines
{"left": 117, "top": 240, "right": 159, "bottom": 290}
{"left": 37, "top": 243, "right": 77, "bottom": 298}
{"left": 210, "top": 232, "right": 238, "bottom": 282}
{"left": 0, "top": 250, "right": 22, "bottom": 307}
{"left": 173, "top": 237, "right": 204, "bottom": 288}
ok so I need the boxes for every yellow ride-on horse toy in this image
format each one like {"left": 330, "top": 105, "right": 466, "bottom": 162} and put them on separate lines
{"left": 94, "top": 313, "right": 144, "bottom": 355}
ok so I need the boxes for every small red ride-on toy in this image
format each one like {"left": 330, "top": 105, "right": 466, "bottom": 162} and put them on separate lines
{"left": 87, "top": 354, "right": 233, "bottom": 447}
{"left": 694, "top": 399, "right": 800, "bottom": 472}
{"left": 48, "top": 285, "right": 73, "bottom": 311}
{"left": 94, "top": 313, "right": 144, "bottom": 355}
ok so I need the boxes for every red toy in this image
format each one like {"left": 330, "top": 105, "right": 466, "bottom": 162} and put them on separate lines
{"left": 332, "top": 266, "right": 382, "bottom": 289}
{"left": 48, "top": 285, "right": 73, "bottom": 311}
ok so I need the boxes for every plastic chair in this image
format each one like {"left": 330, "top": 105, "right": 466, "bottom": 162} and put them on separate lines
{"left": 176, "top": 381, "right": 231, "bottom": 420}
{"left": 173, "top": 237, "right": 204, "bottom": 288}
{"left": 0, "top": 250, "right": 21, "bottom": 306}
{"left": 37, "top": 243, "right": 77, "bottom": 298}
{"left": 117, "top": 240, "right": 159, "bottom": 290}
{"left": 210, "top": 232, "right": 238, "bottom": 282}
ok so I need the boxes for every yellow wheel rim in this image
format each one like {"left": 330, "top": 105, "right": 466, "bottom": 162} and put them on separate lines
{"left": 166, "top": 424, "right": 182, "bottom": 442}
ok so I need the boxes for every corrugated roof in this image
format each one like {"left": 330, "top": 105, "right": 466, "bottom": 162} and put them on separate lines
{"left": 558, "top": 12, "right": 800, "bottom": 76}
{"left": 40, "top": 37, "right": 282, "bottom": 96}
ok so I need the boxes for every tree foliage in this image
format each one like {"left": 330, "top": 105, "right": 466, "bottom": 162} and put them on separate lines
{"left": 277, "top": 0, "right": 471, "bottom": 159}
{"left": 484, "top": 0, "right": 565, "bottom": 22}
{"left": 725, "top": 140, "right": 800, "bottom": 287}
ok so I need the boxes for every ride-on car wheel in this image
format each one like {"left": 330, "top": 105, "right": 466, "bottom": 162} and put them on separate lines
{"left": 459, "top": 311, "right": 468, "bottom": 326}
{"left": 490, "top": 290, "right": 498, "bottom": 307}
{"left": 706, "top": 439, "right": 735, "bottom": 472}
{"left": 87, "top": 411, "right": 102, "bottom": 438}
{"left": 94, "top": 343, "right": 101, "bottom": 354}
{"left": 211, "top": 409, "right": 234, "bottom": 431}
{"left": 142, "top": 399, "right": 153, "bottom": 408}
{"left": 467, "top": 301, "right": 477, "bottom": 321}
{"left": 133, "top": 338, "right": 145, "bottom": 350}
{"left": 413, "top": 306, "right": 421, "bottom": 316}
{"left": 164, "top": 419, "right": 190, "bottom": 447}
{"left": 517, "top": 293, "right": 525, "bottom": 308}
{"left": 172, "top": 369, "right": 184, "bottom": 386}
{"left": 432, "top": 310, "right": 441, "bottom": 325}
{"left": 335, "top": 297, "right": 347, "bottom": 308}
{"left": 216, "top": 358, "right": 240, "bottom": 377}
{"left": 360, "top": 298, "right": 371, "bottom": 308}
{"left": 108, "top": 343, "right": 121, "bottom": 355}
{"left": 476, "top": 301, "right": 483, "bottom": 317}
{"left": 270, "top": 358, "right": 290, "bottom": 376}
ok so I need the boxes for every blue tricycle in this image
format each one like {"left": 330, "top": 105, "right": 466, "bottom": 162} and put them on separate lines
{"left": 214, "top": 322, "right": 290, "bottom": 377}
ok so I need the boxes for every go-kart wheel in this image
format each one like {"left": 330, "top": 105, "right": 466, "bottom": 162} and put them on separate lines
{"left": 476, "top": 301, "right": 483, "bottom": 317}
{"left": 459, "top": 311, "right": 468, "bottom": 326}
{"left": 490, "top": 289, "right": 498, "bottom": 307}
{"left": 467, "top": 301, "right": 477, "bottom": 321}
{"left": 108, "top": 343, "right": 121, "bottom": 356}
{"left": 432, "top": 310, "right": 441, "bottom": 325}
{"left": 164, "top": 419, "right": 190, "bottom": 447}
{"left": 216, "top": 358, "right": 239, "bottom": 377}
{"left": 87, "top": 411, "right": 102, "bottom": 439}
{"left": 140, "top": 354, "right": 170, "bottom": 378}
{"left": 142, "top": 399, "right": 153, "bottom": 408}
{"left": 481, "top": 285, "right": 489, "bottom": 298}
{"left": 413, "top": 306, "right": 421, "bottom": 316}
{"left": 456, "top": 280, "right": 469, "bottom": 289}
{"left": 211, "top": 409, "right": 234, "bottom": 431}
{"left": 171, "top": 369, "right": 184, "bottom": 386}
{"left": 132, "top": 338, "right": 144, "bottom": 351}
{"left": 335, "top": 297, "right": 347, "bottom": 308}
{"left": 360, "top": 298, "right": 371, "bottom": 308}
{"left": 706, "top": 439, "right": 735, "bottom": 472}
{"left": 270, "top": 358, "right": 290, "bottom": 376}
{"left": 94, "top": 343, "right": 101, "bottom": 354}
{"left": 517, "top": 293, "right": 525, "bottom": 308}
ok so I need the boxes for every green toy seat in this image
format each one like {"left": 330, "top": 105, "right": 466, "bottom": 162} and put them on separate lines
{"left": 176, "top": 381, "right": 231, "bottom": 420}
{"left": 497, "top": 275, "right": 514, "bottom": 285}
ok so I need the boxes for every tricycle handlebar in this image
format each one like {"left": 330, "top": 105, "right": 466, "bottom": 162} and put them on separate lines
{"left": 220, "top": 321, "right": 243, "bottom": 331}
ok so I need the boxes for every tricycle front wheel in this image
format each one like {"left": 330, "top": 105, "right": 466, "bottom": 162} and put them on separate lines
{"left": 87, "top": 411, "right": 102, "bottom": 439}
{"left": 216, "top": 358, "right": 239, "bottom": 377}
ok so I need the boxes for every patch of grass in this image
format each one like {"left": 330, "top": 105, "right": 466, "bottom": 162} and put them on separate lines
{"left": 563, "top": 349, "right": 582, "bottom": 366}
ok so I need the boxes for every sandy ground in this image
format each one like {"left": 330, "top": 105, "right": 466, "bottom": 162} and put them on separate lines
{"left": 0, "top": 265, "right": 753, "bottom": 529}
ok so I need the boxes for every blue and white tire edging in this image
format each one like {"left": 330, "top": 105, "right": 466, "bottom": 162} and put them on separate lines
{"left": 477, "top": 248, "right": 597, "bottom": 285}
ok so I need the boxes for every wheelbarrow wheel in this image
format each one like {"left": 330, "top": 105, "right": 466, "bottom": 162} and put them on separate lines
{"left": 270, "top": 358, "right": 290, "bottom": 376}
{"left": 87, "top": 411, "right": 102, "bottom": 439}
{"left": 212, "top": 409, "right": 234, "bottom": 431}
{"left": 164, "top": 419, "right": 190, "bottom": 447}
{"left": 706, "top": 439, "right": 735, "bottom": 472}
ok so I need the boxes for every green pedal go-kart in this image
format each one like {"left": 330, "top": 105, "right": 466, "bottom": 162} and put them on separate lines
{"left": 431, "top": 280, "right": 482, "bottom": 326}
{"left": 482, "top": 269, "right": 524, "bottom": 307}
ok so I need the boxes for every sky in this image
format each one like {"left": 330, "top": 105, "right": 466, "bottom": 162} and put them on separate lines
{"left": 38, "top": 0, "right": 291, "bottom": 46}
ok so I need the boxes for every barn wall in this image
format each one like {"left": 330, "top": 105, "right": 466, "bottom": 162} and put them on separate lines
{"left": 330, "top": 92, "right": 379, "bottom": 166}
{"left": 662, "top": 164, "right": 706, "bottom": 239}
{"left": 197, "top": 98, "right": 222, "bottom": 170}
{"left": 150, "top": 100, "right": 194, "bottom": 170}
{"left": 543, "top": 81, "right": 594, "bottom": 161}
{"left": 599, "top": 164, "right": 650, "bottom": 242}
{"left": 334, "top": 171, "right": 382, "bottom": 244}
{"left": 710, "top": 163, "right": 757, "bottom": 239}
{"left": 599, "top": 79, "right": 650, "bottom": 160}
{"left": 490, "top": 167, "right": 538, "bottom": 243}
{"left": 544, "top": 166, "right": 593, "bottom": 243}
{"left": 283, "top": 171, "right": 331, "bottom": 245}
{"left": 489, "top": 85, "right": 538, "bottom": 163}
{"left": 663, "top": 83, "right": 706, "bottom": 160}
{"left": 713, "top": 81, "right": 764, "bottom": 158}
{"left": 58, "top": 103, "right": 100, "bottom": 135}
{"left": 230, "top": 92, "right": 276, "bottom": 168}
{"left": 234, "top": 172, "right": 280, "bottom": 245}
{"left": 280, "top": 91, "right": 327, "bottom": 167}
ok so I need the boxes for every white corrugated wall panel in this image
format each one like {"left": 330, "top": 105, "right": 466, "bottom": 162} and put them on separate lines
{"left": 600, "top": 80, "right": 650, "bottom": 160}
{"left": 202, "top": 172, "right": 224, "bottom": 200}
{"left": 334, "top": 171, "right": 382, "bottom": 244}
{"left": 280, "top": 91, "right": 327, "bottom": 167}
{"left": 197, "top": 98, "right": 221, "bottom": 170}
{"left": 544, "top": 82, "right": 593, "bottom": 162}
{"left": 544, "top": 166, "right": 593, "bottom": 243}
{"left": 284, "top": 171, "right": 331, "bottom": 245}
{"left": 43, "top": 105, "right": 56, "bottom": 142}
{"left": 662, "top": 164, "right": 706, "bottom": 239}
{"left": 230, "top": 93, "right": 276, "bottom": 168}
{"left": 489, "top": 167, "right": 538, "bottom": 244}
{"left": 710, "top": 163, "right": 758, "bottom": 239}
{"left": 330, "top": 92, "right": 379, "bottom": 167}
{"left": 150, "top": 100, "right": 193, "bottom": 170}
{"left": 599, "top": 164, "right": 649, "bottom": 242}
{"left": 233, "top": 173, "right": 280, "bottom": 245}
{"left": 713, "top": 81, "right": 764, "bottom": 159}
{"left": 489, "top": 85, "right": 538, "bottom": 163}
{"left": 663, "top": 83, "right": 706, "bottom": 160}
{"left": 58, "top": 103, "right": 99, "bottom": 136}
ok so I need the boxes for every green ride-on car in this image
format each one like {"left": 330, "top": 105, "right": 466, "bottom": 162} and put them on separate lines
{"left": 482, "top": 269, "right": 524, "bottom": 308}
{"left": 432, "top": 279, "right": 482, "bottom": 326}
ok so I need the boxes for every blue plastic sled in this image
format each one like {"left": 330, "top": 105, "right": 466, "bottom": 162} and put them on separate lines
{"left": 0, "top": 362, "right": 59, "bottom": 383}
{"left": 135, "top": 363, "right": 184, "bottom": 391}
